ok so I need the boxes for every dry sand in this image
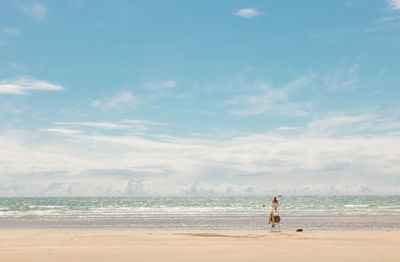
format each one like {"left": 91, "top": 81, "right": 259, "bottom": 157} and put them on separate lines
{"left": 0, "top": 230, "right": 399, "bottom": 262}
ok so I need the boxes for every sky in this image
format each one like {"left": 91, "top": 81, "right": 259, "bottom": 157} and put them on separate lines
{"left": 0, "top": 0, "right": 399, "bottom": 196}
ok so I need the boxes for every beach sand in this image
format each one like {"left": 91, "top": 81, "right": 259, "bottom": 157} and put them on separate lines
{"left": 0, "top": 230, "right": 399, "bottom": 262}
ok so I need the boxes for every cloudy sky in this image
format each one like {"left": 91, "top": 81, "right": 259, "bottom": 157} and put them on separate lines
{"left": 0, "top": 0, "right": 399, "bottom": 196}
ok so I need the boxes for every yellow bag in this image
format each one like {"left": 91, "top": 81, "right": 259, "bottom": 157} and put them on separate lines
{"left": 268, "top": 211, "right": 274, "bottom": 225}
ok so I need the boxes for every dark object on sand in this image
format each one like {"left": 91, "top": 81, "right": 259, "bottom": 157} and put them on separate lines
{"left": 296, "top": 228, "right": 303, "bottom": 232}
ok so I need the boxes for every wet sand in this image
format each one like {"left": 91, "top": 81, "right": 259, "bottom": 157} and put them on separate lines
{"left": 0, "top": 230, "right": 399, "bottom": 262}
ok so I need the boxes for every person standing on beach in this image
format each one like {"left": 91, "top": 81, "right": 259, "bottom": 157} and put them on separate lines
{"left": 272, "top": 197, "right": 279, "bottom": 211}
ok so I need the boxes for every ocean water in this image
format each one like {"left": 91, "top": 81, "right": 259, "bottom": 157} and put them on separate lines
{"left": 0, "top": 196, "right": 399, "bottom": 230}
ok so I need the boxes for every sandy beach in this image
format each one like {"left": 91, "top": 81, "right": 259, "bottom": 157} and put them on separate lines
{"left": 0, "top": 230, "right": 399, "bottom": 262}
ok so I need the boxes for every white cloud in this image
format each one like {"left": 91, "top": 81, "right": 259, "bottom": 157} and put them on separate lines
{"left": 235, "top": 8, "right": 261, "bottom": 18}
{"left": 120, "top": 119, "right": 170, "bottom": 130}
{"left": 120, "top": 119, "right": 168, "bottom": 126}
{"left": 364, "top": 26, "right": 383, "bottom": 33}
{"left": 306, "top": 113, "right": 376, "bottom": 136}
{"left": 224, "top": 74, "right": 315, "bottom": 116}
{"left": 388, "top": 0, "right": 400, "bottom": 10}
{"left": 365, "top": 14, "right": 400, "bottom": 32}
{"left": 1, "top": 115, "right": 400, "bottom": 196}
{"left": 53, "top": 121, "right": 129, "bottom": 130}
{"left": 276, "top": 126, "right": 299, "bottom": 131}
{"left": 161, "top": 80, "right": 176, "bottom": 87}
{"left": 0, "top": 76, "right": 64, "bottom": 95}
{"left": 12, "top": 1, "right": 48, "bottom": 20}
{"left": 0, "top": 27, "right": 20, "bottom": 36}
{"left": 40, "top": 128, "right": 82, "bottom": 135}
{"left": 52, "top": 119, "right": 169, "bottom": 132}
{"left": 91, "top": 91, "right": 137, "bottom": 111}
{"left": 323, "top": 64, "right": 359, "bottom": 91}
{"left": 376, "top": 15, "right": 400, "bottom": 23}
{"left": 144, "top": 80, "right": 177, "bottom": 91}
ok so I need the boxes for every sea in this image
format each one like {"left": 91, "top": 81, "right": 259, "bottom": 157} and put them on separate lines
{"left": 0, "top": 196, "right": 399, "bottom": 230}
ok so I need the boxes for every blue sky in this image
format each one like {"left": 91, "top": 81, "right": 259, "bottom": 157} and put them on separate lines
{"left": 0, "top": 0, "right": 399, "bottom": 196}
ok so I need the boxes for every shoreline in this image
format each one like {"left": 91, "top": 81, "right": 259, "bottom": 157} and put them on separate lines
{"left": 1, "top": 230, "right": 399, "bottom": 262}
{"left": 2, "top": 214, "right": 399, "bottom": 231}
{"left": 0, "top": 227, "right": 400, "bottom": 231}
